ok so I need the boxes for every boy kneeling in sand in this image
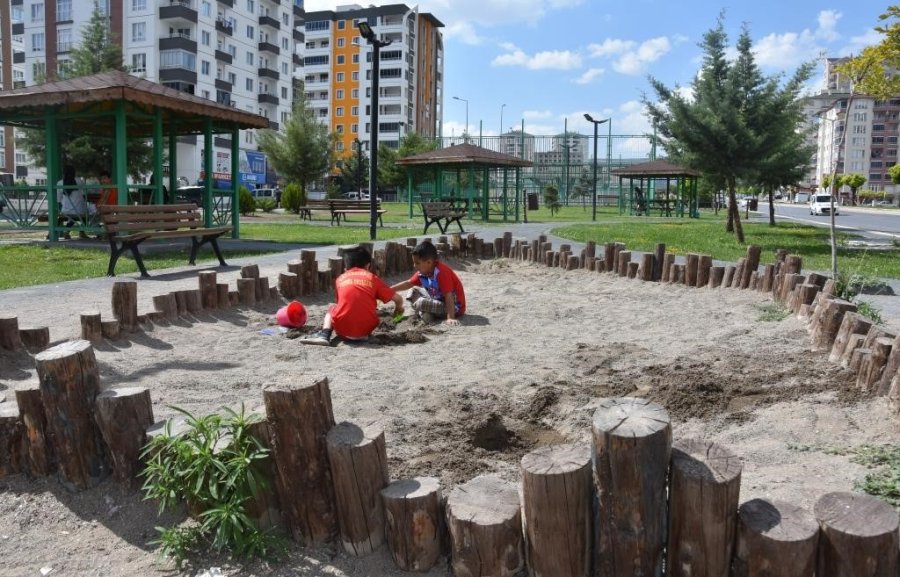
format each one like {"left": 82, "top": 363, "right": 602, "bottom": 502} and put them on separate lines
{"left": 301, "top": 245, "right": 404, "bottom": 346}
{"left": 391, "top": 240, "right": 466, "bottom": 326}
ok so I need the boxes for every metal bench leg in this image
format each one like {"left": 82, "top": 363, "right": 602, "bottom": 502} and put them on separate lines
{"left": 127, "top": 242, "right": 150, "bottom": 278}
{"left": 107, "top": 238, "right": 123, "bottom": 277}
{"left": 454, "top": 218, "right": 465, "bottom": 234}
{"left": 208, "top": 237, "right": 228, "bottom": 267}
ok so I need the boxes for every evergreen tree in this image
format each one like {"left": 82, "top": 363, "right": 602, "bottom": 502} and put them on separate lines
{"left": 70, "top": 0, "right": 127, "bottom": 76}
{"left": 377, "top": 132, "right": 438, "bottom": 194}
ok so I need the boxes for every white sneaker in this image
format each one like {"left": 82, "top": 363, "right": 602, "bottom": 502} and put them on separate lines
{"left": 300, "top": 329, "right": 332, "bottom": 346}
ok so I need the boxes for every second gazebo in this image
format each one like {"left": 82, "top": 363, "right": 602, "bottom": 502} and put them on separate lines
{"left": 611, "top": 159, "right": 700, "bottom": 218}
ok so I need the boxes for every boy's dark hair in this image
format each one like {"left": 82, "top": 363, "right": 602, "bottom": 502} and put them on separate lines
{"left": 99, "top": 170, "right": 111, "bottom": 179}
{"left": 343, "top": 245, "right": 372, "bottom": 269}
{"left": 411, "top": 240, "right": 438, "bottom": 260}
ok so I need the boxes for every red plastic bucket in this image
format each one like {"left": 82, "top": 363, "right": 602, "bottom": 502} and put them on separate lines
{"left": 276, "top": 300, "right": 307, "bottom": 328}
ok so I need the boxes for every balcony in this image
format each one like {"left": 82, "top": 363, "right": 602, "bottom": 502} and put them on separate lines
{"left": 293, "top": 29, "right": 303, "bottom": 42}
{"left": 214, "top": 136, "right": 232, "bottom": 148}
{"left": 159, "top": 0, "right": 198, "bottom": 23}
{"left": 160, "top": 68, "right": 197, "bottom": 84}
{"left": 258, "top": 67, "right": 279, "bottom": 80}
{"left": 215, "top": 78, "right": 232, "bottom": 91}
{"left": 293, "top": 2, "right": 302, "bottom": 16}
{"left": 215, "top": 18, "right": 233, "bottom": 35}
{"left": 214, "top": 49, "right": 232, "bottom": 63}
{"left": 217, "top": 0, "right": 233, "bottom": 6}
{"left": 258, "top": 41, "right": 280, "bottom": 55}
{"left": 12, "top": 22, "right": 24, "bottom": 35}
{"left": 269, "top": 121, "right": 280, "bottom": 130}
{"left": 259, "top": 14, "right": 280, "bottom": 29}
{"left": 258, "top": 93, "right": 279, "bottom": 105}
{"left": 13, "top": 52, "right": 24, "bottom": 64}
{"left": 57, "top": 41, "right": 73, "bottom": 54}
{"left": 159, "top": 35, "right": 197, "bottom": 52}
{"left": 292, "top": 53, "right": 302, "bottom": 66}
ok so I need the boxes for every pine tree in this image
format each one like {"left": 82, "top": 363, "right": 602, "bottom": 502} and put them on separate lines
{"left": 69, "top": 0, "right": 127, "bottom": 76}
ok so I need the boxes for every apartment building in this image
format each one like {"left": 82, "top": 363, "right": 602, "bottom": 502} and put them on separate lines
{"left": 300, "top": 3, "right": 443, "bottom": 160}
{"left": 2, "top": 0, "right": 303, "bottom": 187}
{"left": 0, "top": 0, "right": 26, "bottom": 175}
{"left": 498, "top": 129, "right": 535, "bottom": 161}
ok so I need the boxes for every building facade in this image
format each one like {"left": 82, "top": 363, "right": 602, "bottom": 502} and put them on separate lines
{"left": 2, "top": 0, "right": 303, "bottom": 187}
{"left": 300, "top": 3, "right": 443, "bottom": 161}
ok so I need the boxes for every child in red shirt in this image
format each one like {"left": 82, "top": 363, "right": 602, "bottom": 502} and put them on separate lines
{"left": 301, "top": 245, "right": 403, "bottom": 345}
{"left": 391, "top": 240, "right": 465, "bottom": 326}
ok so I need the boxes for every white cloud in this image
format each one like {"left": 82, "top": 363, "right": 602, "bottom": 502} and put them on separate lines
{"left": 574, "top": 68, "right": 605, "bottom": 84}
{"left": 523, "top": 110, "right": 555, "bottom": 120}
{"left": 753, "top": 10, "right": 846, "bottom": 68}
{"left": 492, "top": 45, "right": 582, "bottom": 70}
{"left": 588, "top": 39, "right": 635, "bottom": 58}
{"left": 816, "top": 10, "right": 842, "bottom": 42}
{"left": 443, "top": 21, "right": 483, "bottom": 45}
{"left": 612, "top": 37, "right": 672, "bottom": 75}
{"left": 843, "top": 28, "right": 882, "bottom": 55}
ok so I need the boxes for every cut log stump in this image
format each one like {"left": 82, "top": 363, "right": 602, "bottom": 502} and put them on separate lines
{"left": 0, "top": 403, "right": 23, "bottom": 478}
{"left": 0, "top": 315, "right": 22, "bottom": 351}
{"left": 19, "top": 326, "right": 50, "bottom": 352}
{"left": 80, "top": 312, "right": 103, "bottom": 342}
{"left": 15, "top": 386, "right": 52, "bottom": 477}
{"left": 198, "top": 271, "right": 218, "bottom": 310}
{"left": 94, "top": 387, "right": 154, "bottom": 485}
{"left": 111, "top": 280, "right": 138, "bottom": 333}
{"left": 815, "top": 491, "right": 899, "bottom": 577}
{"left": 381, "top": 477, "right": 444, "bottom": 572}
{"left": 733, "top": 498, "right": 818, "bottom": 577}
{"left": 829, "top": 313, "right": 873, "bottom": 364}
{"left": 101, "top": 320, "right": 120, "bottom": 340}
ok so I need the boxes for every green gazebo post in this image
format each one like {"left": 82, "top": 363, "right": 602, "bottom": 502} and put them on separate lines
{"left": 231, "top": 125, "right": 240, "bottom": 238}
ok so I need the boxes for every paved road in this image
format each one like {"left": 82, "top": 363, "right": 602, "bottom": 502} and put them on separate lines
{"left": 759, "top": 201, "right": 900, "bottom": 240}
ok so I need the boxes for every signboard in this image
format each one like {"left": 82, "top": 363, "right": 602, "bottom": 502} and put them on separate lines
{"left": 200, "top": 150, "right": 269, "bottom": 187}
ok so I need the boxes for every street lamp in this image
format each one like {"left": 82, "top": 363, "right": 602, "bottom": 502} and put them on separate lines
{"left": 584, "top": 113, "right": 610, "bottom": 222}
{"left": 500, "top": 103, "right": 506, "bottom": 135}
{"left": 354, "top": 138, "right": 363, "bottom": 194}
{"left": 358, "top": 20, "right": 391, "bottom": 240}
{"left": 452, "top": 96, "right": 468, "bottom": 141}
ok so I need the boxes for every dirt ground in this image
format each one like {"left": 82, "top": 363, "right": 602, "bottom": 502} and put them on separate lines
{"left": 1, "top": 259, "right": 898, "bottom": 577}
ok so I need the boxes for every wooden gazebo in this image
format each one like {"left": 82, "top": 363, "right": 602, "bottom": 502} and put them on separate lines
{"left": 396, "top": 142, "right": 533, "bottom": 221}
{"left": 0, "top": 70, "right": 268, "bottom": 240}
{"left": 611, "top": 159, "right": 701, "bottom": 218}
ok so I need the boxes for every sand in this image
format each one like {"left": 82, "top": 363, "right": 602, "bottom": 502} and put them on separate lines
{"left": 1, "top": 258, "right": 898, "bottom": 577}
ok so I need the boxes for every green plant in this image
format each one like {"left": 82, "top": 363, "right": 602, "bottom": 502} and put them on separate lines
{"left": 756, "top": 302, "right": 790, "bottom": 322}
{"left": 280, "top": 182, "right": 306, "bottom": 214}
{"left": 238, "top": 186, "right": 256, "bottom": 216}
{"left": 850, "top": 444, "right": 900, "bottom": 509}
{"left": 856, "top": 300, "right": 884, "bottom": 325}
{"left": 257, "top": 199, "right": 277, "bottom": 213}
{"left": 141, "top": 405, "right": 283, "bottom": 565}
{"left": 543, "top": 184, "right": 561, "bottom": 216}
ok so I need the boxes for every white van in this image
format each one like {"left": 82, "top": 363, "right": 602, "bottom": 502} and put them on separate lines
{"left": 251, "top": 188, "right": 278, "bottom": 203}
{"left": 810, "top": 194, "right": 839, "bottom": 216}
{"left": 794, "top": 192, "right": 810, "bottom": 204}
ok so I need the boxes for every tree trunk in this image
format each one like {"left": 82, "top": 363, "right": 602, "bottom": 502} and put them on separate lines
{"left": 94, "top": 387, "right": 154, "bottom": 486}
{"left": 815, "top": 492, "right": 899, "bottom": 577}
{"left": 381, "top": 477, "right": 444, "bottom": 572}
{"left": 768, "top": 188, "right": 776, "bottom": 226}
{"left": 15, "top": 386, "right": 52, "bottom": 477}
{"left": 727, "top": 178, "right": 745, "bottom": 243}
{"left": 111, "top": 280, "right": 138, "bottom": 333}
{"left": 733, "top": 498, "right": 818, "bottom": 577}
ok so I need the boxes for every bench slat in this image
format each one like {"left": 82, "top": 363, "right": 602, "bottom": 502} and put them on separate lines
{"left": 99, "top": 203, "right": 198, "bottom": 214}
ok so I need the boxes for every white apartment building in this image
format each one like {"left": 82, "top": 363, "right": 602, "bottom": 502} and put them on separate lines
{"left": 498, "top": 129, "right": 535, "bottom": 161}
{"left": 3, "top": 0, "right": 302, "bottom": 187}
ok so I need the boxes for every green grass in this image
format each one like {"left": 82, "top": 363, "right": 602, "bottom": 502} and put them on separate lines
{"left": 555, "top": 215, "right": 900, "bottom": 279}
{"left": 239, "top": 222, "right": 421, "bottom": 244}
{"left": 755, "top": 303, "right": 791, "bottom": 322}
{"left": 851, "top": 445, "right": 900, "bottom": 510}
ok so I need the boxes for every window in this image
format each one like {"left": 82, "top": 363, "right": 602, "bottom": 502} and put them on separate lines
{"left": 854, "top": 125, "right": 867, "bottom": 134}
{"left": 132, "top": 22, "right": 146, "bottom": 42}
{"left": 351, "top": 106, "right": 358, "bottom": 116}
{"left": 281, "top": 37, "right": 289, "bottom": 50}
{"left": 159, "top": 50, "right": 196, "bottom": 70}
{"left": 282, "top": 12, "right": 289, "bottom": 26}
{"left": 336, "top": 107, "right": 344, "bottom": 117}
{"left": 32, "top": 62, "right": 46, "bottom": 79}
{"left": 337, "top": 55, "right": 345, "bottom": 64}
{"left": 31, "top": 32, "right": 44, "bottom": 52}
{"left": 227, "top": 71, "right": 236, "bottom": 84}
{"left": 57, "top": 0, "right": 71, "bottom": 20}
{"left": 246, "top": 51, "right": 254, "bottom": 65}
{"left": 874, "top": 124, "right": 886, "bottom": 132}
{"left": 853, "top": 112, "right": 867, "bottom": 122}
{"left": 336, "top": 89, "right": 344, "bottom": 99}
{"left": 201, "top": 60, "right": 210, "bottom": 75}
{"left": 246, "top": 78, "right": 254, "bottom": 91}
{"left": 351, "top": 123, "right": 358, "bottom": 133}
{"left": 31, "top": 3, "right": 43, "bottom": 22}
{"left": 202, "top": 30, "right": 210, "bottom": 46}
{"left": 57, "top": 27, "right": 72, "bottom": 51}
{"left": 337, "top": 38, "right": 345, "bottom": 47}
{"left": 131, "top": 53, "right": 147, "bottom": 73}
{"left": 338, "top": 20, "right": 345, "bottom": 29}
{"left": 352, "top": 71, "right": 359, "bottom": 80}
{"left": 281, "top": 86, "right": 288, "bottom": 99}
{"left": 305, "top": 55, "right": 329, "bottom": 66}
{"left": 247, "top": 25, "right": 255, "bottom": 39}
{"left": 228, "top": 44, "right": 237, "bottom": 57}
{"left": 131, "top": 0, "right": 145, "bottom": 10}
{"left": 305, "top": 20, "right": 330, "bottom": 32}
{"left": 352, "top": 88, "right": 358, "bottom": 98}
{"left": 247, "top": 0, "right": 254, "bottom": 12}
{"left": 336, "top": 125, "right": 344, "bottom": 133}
{"left": 200, "top": 0, "right": 211, "bottom": 17}
{"left": 336, "top": 142, "right": 344, "bottom": 152}
{"left": 281, "top": 62, "right": 288, "bottom": 75}
{"left": 353, "top": 54, "right": 359, "bottom": 63}
{"left": 56, "top": 59, "right": 71, "bottom": 78}
{"left": 336, "top": 72, "right": 344, "bottom": 81}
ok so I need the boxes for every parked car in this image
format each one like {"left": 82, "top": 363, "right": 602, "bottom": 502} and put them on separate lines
{"left": 794, "top": 192, "right": 810, "bottom": 204}
{"left": 810, "top": 194, "right": 839, "bottom": 216}
{"left": 343, "top": 191, "right": 370, "bottom": 200}
{"left": 251, "top": 187, "right": 279, "bottom": 206}
{"left": 174, "top": 186, "right": 232, "bottom": 209}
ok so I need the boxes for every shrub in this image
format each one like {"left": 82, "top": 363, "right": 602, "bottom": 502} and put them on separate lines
{"left": 141, "top": 405, "right": 284, "bottom": 566}
{"left": 543, "top": 184, "right": 561, "bottom": 216}
{"left": 257, "top": 199, "right": 277, "bottom": 213}
{"left": 280, "top": 183, "right": 306, "bottom": 214}
{"left": 239, "top": 186, "right": 256, "bottom": 216}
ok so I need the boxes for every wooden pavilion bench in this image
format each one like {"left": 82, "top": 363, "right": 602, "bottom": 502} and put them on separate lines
{"left": 297, "top": 199, "right": 331, "bottom": 221}
{"left": 99, "top": 203, "right": 231, "bottom": 278}
{"left": 328, "top": 199, "right": 385, "bottom": 226}
{"left": 422, "top": 201, "right": 467, "bottom": 234}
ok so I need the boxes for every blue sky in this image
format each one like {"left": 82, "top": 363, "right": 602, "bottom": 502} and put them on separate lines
{"left": 304, "top": 0, "right": 884, "bottom": 138}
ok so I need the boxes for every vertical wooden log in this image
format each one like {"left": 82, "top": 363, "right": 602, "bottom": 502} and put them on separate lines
{"left": 381, "top": 477, "right": 444, "bottom": 572}
{"left": 182, "top": 289, "right": 202, "bottom": 313}
{"left": 216, "top": 283, "right": 230, "bottom": 309}
{"left": 653, "top": 243, "right": 666, "bottom": 281}
{"left": 446, "top": 475, "right": 524, "bottom": 577}
{"left": 317, "top": 270, "right": 332, "bottom": 294}
{"left": 19, "top": 327, "right": 50, "bottom": 352}
{"left": 627, "top": 262, "right": 639, "bottom": 279}
{"left": 723, "top": 265, "right": 736, "bottom": 288}
{"left": 697, "top": 255, "right": 713, "bottom": 287}
{"left": 815, "top": 492, "right": 899, "bottom": 577}
{"left": 740, "top": 245, "right": 762, "bottom": 289}
{"left": 255, "top": 277, "right": 270, "bottom": 302}
{"left": 278, "top": 272, "right": 299, "bottom": 299}
{"left": 328, "top": 256, "right": 345, "bottom": 282}
{"left": 612, "top": 243, "right": 625, "bottom": 274}
{"left": 604, "top": 243, "right": 616, "bottom": 273}
{"left": 685, "top": 253, "right": 700, "bottom": 287}
{"left": 100, "top": 320, "right": 120, "bottom": 340}
{"left": 733, "top": 499, "right": 818, "bottom": 577}
{"left": 858, "top": 337, "right": 893, "bottom": 392}
{"left": 783, "top": 254, "right": 803, "bottom": 275}
{"left": 80, "top": 312, "right": 103, "bottom": 342}
{"left": 792, "top": 284, "right": 820, "bottom": 314}
{"left": 0, "top": 403, "right": 23, "bottom": 478}
{"left": 812, "top": 299, "right": 857, "bottom": 352}
{"left": 493, "top": 238, "right": 504, "bottom": 259}
{"left": 640, "top": 253, "right": 654, "bottom": 281}
{"left": 198, "top": 271, "right": 218, "bottom": 310}
{"left": 709, "top": 266, "right": 725, "bottom": 288}
{"left": 94, "top": 387, "right": 154, "bottom": 485}
{"left": 749, "top": 271, "right": 760, "bottom": 290}
{"left": 567, "top": 255, "right": 580, "bottom": 271}
{"left": 593, "top": 397, "right": 671, "bottom": 577}
{"left": 301, "top": 250, "right": 318, "bottom": 295}
{"left": 522, "top": 444, "right": 592, "bottom": 577}
{"left": 240, "top": 264, "right": 260, "bottom": 279}
{"left": 264, "top": 377, "right": 337, "bottom": 546}
{"left": 172, "top": 291, "right": 187, "bottom": 315}
{"left": 840, "top": 334, "right": 867, "bottom": 369}
{"left": 15, "top": 386, "right": 52, "bottom": 477}
{"left": 731, "top": 258, "right": 746, "bottom": 288}
{"left": 888, "top": 372, "right": 900, "bottom": 413}
{"left": 584, "top": 241, "right": 596, "bottom": 269}
{"left": 760, "top": 264, "right": 776, "bottom": 293}
{"left": 228, "top": 290, "right": 239, "bottom": 306}
{"left": 111, "top": 280, "right": 138, "bottom": 332}
{"left": 326, "top": 421, "right": 390, "bottom": 556}
{"left": 829, "top": 313, "right": 873, "bottom": 364}
{"left": 0, "top": 315, "right": 22, "bottom": 351}
{"left": 667, "top": 262, "right": 678, "bottom": 284}
{"left": 667, "top": 439, "right": 742, "bottom": 577}
{"left": 877, "top": 334, "right": 900, "bottom": 396}
{"left": 152, "top": 294, "right": 177, "bottom": 321}
{"left": 595, "top": 259, "right": 607, "bottom": 273}
{"left": 34, "top": 340, "right": 106, "bottom": 490}
{"left": 779, "top": 274, "right": 804, "bottom": 303}
{"left": 237, "top": 278, "right": 257, "bottom": 306}
{"left": 502, "top": 231, "right": 513, "bottom": 258}
{"left": 617, "top": 251, "right": 631, "bottom": 277}
{"left": 245, "top": 418, "right": 284, "bottom": 532}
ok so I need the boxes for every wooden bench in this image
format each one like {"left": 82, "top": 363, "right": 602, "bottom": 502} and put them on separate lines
{"left": 298, "top": 199, "right": 332, "bottom": 221}
{"left": 99, "top": 203, "right": 231, "bottom": 278}
{"left": 328, "top": 199, "right": 385, "bottom": 226}
{"left": 422, "top": 201, "right": 467, "bottom": 234}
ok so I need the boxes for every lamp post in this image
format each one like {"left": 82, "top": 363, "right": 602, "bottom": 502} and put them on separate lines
{"left": 453, "top": 96, "right": 468, "bottom": 141}
{"left": 584, "top": 113, "right": 609, "bottom": 222}
{"left": 354, "top": 138, "right": 363, "bottom": 195}
{"left": 358, "top": 21, "right": 391, "bottom": 240}
{"left": 500, "top": 103, "right": 506, "bottom": 135}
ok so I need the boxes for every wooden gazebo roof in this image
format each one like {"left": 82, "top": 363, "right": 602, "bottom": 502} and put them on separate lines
{"left": 396, "top": 142, "right": 533, "bottom": 168}
{"left": 0, "top": 70, "right": 268, "bottom": 136}
{"left": 611, "top": 159, "right": 700, "bottom": 178}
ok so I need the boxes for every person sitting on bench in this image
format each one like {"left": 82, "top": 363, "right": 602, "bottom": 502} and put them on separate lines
{"left": 58, "top": 165, "right": 93, "bottom": 239}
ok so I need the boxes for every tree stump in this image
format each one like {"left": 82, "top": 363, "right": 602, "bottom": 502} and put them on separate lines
{"left": 584, "top": 241, "right": 596, "bottom": 269}
{"left": 685, "top": 253, "right": 700, "bottom": 287}
{"left": 815, "top": 492, "right": 899, "bottom": 577}
{"left": 216, "top": 283, "right": 230, "bottom": 309}
{"left": 740, "top": 245, "right": 762, "bottom": 289}
{"left": 697, "top": 255, "right": 713, "bottom": 287}
{"left": 245, "top": 417, "right": 284, "bottom": 531}
{"left": 522, "top": 443, "right": 592, "bottom": 577}
{"left": 0, "top": 403, "right": 23, "bottom": 478}
{"left": 733, "top": 498, "right": 818, "bottom": 577}
{"left": 15, "top": 386, "right": 52, "bottom": 477}
{"left": 604, "top": 243, "right": 616, "bottom": 273}
{"left": 198, "top": 271, "right": 218, "bottom": 310}
{"left": 667, "top": 438, "right": 742, "bottom": 577}
{"left": 877, "top": 334, "right": 900, "bottom": 396}
{"left": 503, "top": 231, "right": 513, "bottom": 258}
{"left": 94, "top": 387, "right": 154, "bottom": 485}
{"left": 662, "top": 253, "right": 675, "bottom": 282}
{"left": 446, "top": 475, "right": 524, "bottom": 577}
{"left": 0, "top": 315, "right": 22, "bottom": 351}
{"left": 228, "top": 290, "right": 239, "bottom": 306}
{"left": 811, "top": 299, "right": 857, "bottom": 352}
{"left": 279, "top": 272, "right": 299, "bottom": 299}
{"left": 779, "top": 274, "right": 804, "bottom": 303}
{"left": 627, "top": 262, "right": 639, "bottom": 279}
{"left": 709, "top": 266, "right": 725, "bottom": 288}
{"left": 19, "top": 326, "right": 50, "bottom": 352}
{"left": 182, "top": 289, "right": 202, "bottom": 313}
{"left": 791, "top": 284, "right": 820, "bottom": 314}
{"left": 829, "top": 313, "right": 872, "bottom": 364}
{"left": 783, "top": 254, "right": 802, "bottom": 275}
{"left": 723, "top": 265, "right": 736, "bottom": 288}
{"left": 80, "top": 312, "right": 103, "bottom": 342}
{"left": 328, "top": 256, "right": 345, "bottom": 282}
{"left": 35, "top": 340, "right": 106, "bottom": 490}
{"left": 241, "top": 264, "right": 260, "bottom": 279}
{"left": 326, "top": 421, "right": 390, "bottom": 556}
{"left": 256, "top": 277, "right": 270, "bottom": 301}
{"left": 760, "top": 264, "right": 776, "bottom": 293}
{"left": 567, "top": 255, "right": 580, "bottom": 271}
{"left": 857, "top": 337, "right": 893, "bottom": 392}
{"left": 840, "top": 334, "right": 867, "bottom": 369}
{"left": 617, "top": 251, "right": 631, "bottom": 277}
{"left": 111, "top": 280, "right": 138, "bottom": 332}
{"left": 381, "top": 477, "right": 444, "bottom": 572}
{"left": 100, "top": 320, "right": 121, "bottom": 340}
{"left": 593, "top": 397, "right": 671, "bottom": 577}
{"left": 640, "top": 253, "right": 654, "bottom": 281}
{"left": 237, "top": 278, "right": 257, "bottom": 306}
{"left": 264, "top": 376, "right": 337, "bottom": 546}
{"left": 731, "top": 258, "right": 746, "bottom": 289}
{"left": 749, "top": 271, "right": 760, "bottom": 290}
{"left": 152, "top": 294, "right": 178, "bottom": 321}
{"left": 653, "top": 243, "right": 666, "bottom": 281}
{"left": 493, "top": 238, "right": 504, "bottom": 260}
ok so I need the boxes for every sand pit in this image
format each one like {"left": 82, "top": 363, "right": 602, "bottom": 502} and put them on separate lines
{"left": 1, "top": 259, "right": 898, "bottom": 576}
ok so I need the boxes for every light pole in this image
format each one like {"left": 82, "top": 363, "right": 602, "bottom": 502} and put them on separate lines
{"left": 584, "top": 113, "right": 609, "bottom": 221}
{"left": 453, "top": 96, "right": 468, "bottom": 141}
{"left": 358, "top": 21, "right": 391, "bottom": 240}
{"left": 500, "top": 103, "right": 506, "bottom": 135}
{"left": 354, "top": 138, "right": 363, "bottom": 195}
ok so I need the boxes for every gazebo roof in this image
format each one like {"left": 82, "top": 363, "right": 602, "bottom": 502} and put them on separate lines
{"left": 0, "top": 70, "right": 269, "bottom": 136}
{"left": 396, "top": 142, "right": 533, "bottom": 168}
{"left": 611, "top": 159, "right": 700, "bottom": 178}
